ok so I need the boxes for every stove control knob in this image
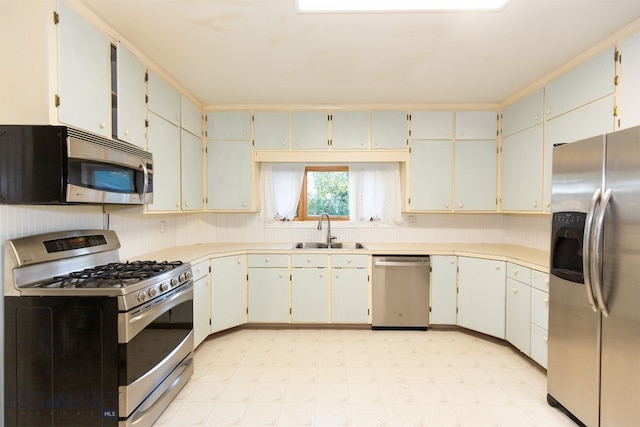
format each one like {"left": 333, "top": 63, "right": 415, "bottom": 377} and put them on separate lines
{"left": 179, "top": 273, "right": 186, "bottom": 283}
{"left": 185, "top": 271, "right": 193, "bottom": 280}
{"left": 148, "top": 287, "right": 157, "bottom": 298}
{"left": 160, "top": 282, "right": 169, "bottom": 292}
{"left": 137, "top": 292, "right": 147, "bottom": 303}
{"left": 170, "top": 278, "right": 178, "bottom": 287}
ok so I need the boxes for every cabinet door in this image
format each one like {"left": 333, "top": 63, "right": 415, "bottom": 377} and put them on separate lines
{"left": 530, "top": 323, "right": 548, "bottom": 368}
{"left": 544, "top": 97, "right": 615, "bottom": 211}
{"left": 331, "top": 111, "right": 368, "bottom": 149}
{"left": 116, "top": 42, "right": 146, "bottom": 148}
{"left": 410, "top": 140, "right": 453, "bottom": 211}
{"left": 501, "top": 89, "right": 544, "bottom": 137}
{"left": 455, "top": 111, "right": 497, "bottom": 140}
{"left": 181, "top": 95, "right": 202, "bottom": 137}
{"left": 147, "top": 112, "right": 180, "bottom": 211}
{"left": 181, "top": 130, "right": 204, "bottom": 211}
{"left": 211, "top": 256, "right": 246, "bottom": 333}
{"left": 291, "top": 268, "right": 328, "bottom": 322}
{"left": 206, "top": 140, "right": 252, "bottom": 210}
{"left": 531, "top": 287, "right": 549, "bottom": 330}
{"left": 411, "top": 111, "right": 453, "bottom": 140}
{"left": 371, "top": 111, "right": 407, "bottom": 149}
{"left": 506, "top": 278, "right": 531, "bottom": 355}
{"left": 207, "top": 111, "right": 251, "bottom": 140}
{"left": 430, "top": 256, "right": 457, "bottom": 325}
{"left": 619, "top": 32, "right": 640, "bottom": 130}
{"left": 331, "top": 268, "right": 369, "bottom": 324}
{"left": 545, "top": 47, "right": 615, "bottom": 120}
{"left": 454, "top": 140, "right": 497, "bottom": 211}
{"left": 57, "top": 0, "right": 110, "bottom": 137}
{"left": 147, "top": 71, "right": 181, "bottom": 126}
{"left": 193, "top": 275, "right": 210, "bottom": 348}
{"left": 500, "top": 125, "right": 543, "bottom": 211}
{"left": 457, "top": 257, "right": 506, "bottom": 339}
{"left": 253, "top": 111, "right": 290, "bottom": 149}
{"left": 292, "top": 111, "right": 328, "bottom": 149}
{"left": 247, "top": 268, "right": 289, "bottom": 323}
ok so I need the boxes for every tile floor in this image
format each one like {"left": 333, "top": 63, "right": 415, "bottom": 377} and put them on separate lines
{"left": 154, "top": 328, "right": 576, "bottom": 427}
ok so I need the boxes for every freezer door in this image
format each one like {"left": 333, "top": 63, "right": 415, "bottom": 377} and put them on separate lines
{"left": 547, "top": 134, "right": 604, "bottom": 427}
{"left": 599, "top": 125, "right": 640, "bottom": 426}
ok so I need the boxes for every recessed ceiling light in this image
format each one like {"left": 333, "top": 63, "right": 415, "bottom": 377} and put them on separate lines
{"left": 296, "top": 0, "right": 510, "bottom": 13}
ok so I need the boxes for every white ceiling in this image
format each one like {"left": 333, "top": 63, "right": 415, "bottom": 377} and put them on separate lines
{"left": 80, "top": 0, "right": 640, "bottom": 107}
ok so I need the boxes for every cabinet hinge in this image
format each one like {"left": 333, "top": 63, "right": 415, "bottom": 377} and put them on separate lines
{"left": 290, "top": 308, "right": 292, "bottom": 314}
{"left": 614, "top": 49, "right": 620, "bottom": 62}
{"left": 408, "top": 197, "right": 411, "bottom": 205}
{"left": 144, "top": 72, "right": 149, "bottom": 82}
{"left": 246, "top": 307, "right": 249, "bottom": 314}
{"left": 290, "top": 274, "right": 292, "bottom": 281}
{"left": 368, "top": 308, "right": 370, "bottom": 315}
{"left": 145, "top": 95, "right": 149, "bottom": 104}
{"left": 409, "top": 147, "right": 411, "bottom": 154}
{"left": 246, "top": 274, "right": 249, "bottom": 281}
{"left": 329, "top": 114, "right": 332, "bottom": 121}
{"left": 406, "top": 139, "right": 409, "bottom": 146}
{"left": 54, "top": 94, "right": 60, "bottom": 107}
{"left": 613, "top": 106, "right": 619, "bottom": 117}
{"left": 252, "top": 114, "right": 254, "bottom": 122}
{"left": 407, "top": 114, "right": 411, "bottom": 121}
{"left": 209, "top": 266, "right": 212, "bottom": 273}
{"left": 252, "top": 140, "right": 255, "bottom": 147}
{"left": 209, "top": 319, "right": 212, "bottom": 325}
{"left": 614, "top": 75, "right": 619, "bottom": 86}
{"left": 53, "top": 11, "right": 59, "bottom": 24}
{"left": 368, "top": 275, "right": 370, "bottom": 282}
{"left": 145, "top": 119, "right": 149, "bottom": 128}
{"left": 429, "top": 306, "right": 432, "bottom": 312}
{"left": 328, "top": 139, "right": 331, "bottom": 147}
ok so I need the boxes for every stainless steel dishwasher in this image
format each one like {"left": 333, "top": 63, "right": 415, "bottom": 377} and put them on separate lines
{"left": 372, "top": 255, "right": 430, "bottom": 330}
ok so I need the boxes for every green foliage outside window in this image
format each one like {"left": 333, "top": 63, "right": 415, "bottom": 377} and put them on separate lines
{"left": 306, "top": 171, "right": 349, "bottom": 216}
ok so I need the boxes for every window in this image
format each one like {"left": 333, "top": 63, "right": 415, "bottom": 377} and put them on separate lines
{"left": 297, "top": 166, "right": 349, "bottom": 221}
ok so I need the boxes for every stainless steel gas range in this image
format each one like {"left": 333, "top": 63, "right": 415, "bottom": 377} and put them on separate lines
{"left": 3, "top": 229, "right": 194, "bottom": 427}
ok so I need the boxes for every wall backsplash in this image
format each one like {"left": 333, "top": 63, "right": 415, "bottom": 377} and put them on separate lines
{"left": 0, "top": 206, "right": 551, "bottom": 264}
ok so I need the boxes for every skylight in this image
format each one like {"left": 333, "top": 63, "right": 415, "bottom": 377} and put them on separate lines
{"left": 296, "top": 0, "right": 510, "bottom": 13}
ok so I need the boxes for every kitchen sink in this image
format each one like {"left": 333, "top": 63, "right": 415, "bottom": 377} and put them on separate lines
{"left": 292, "top": 242, "right": 366, "bottom": 250}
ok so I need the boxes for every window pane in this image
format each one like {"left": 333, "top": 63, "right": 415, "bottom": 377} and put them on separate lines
{"left": 306, "top": 171, "right": 349, "bottom": 216}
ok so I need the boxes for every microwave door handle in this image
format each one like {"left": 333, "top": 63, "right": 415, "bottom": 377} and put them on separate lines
{"left": 592, "top": 188, "right": 612, "bottom": 317}
{"left": 583, "top": 188, "right": 600, "bottom": 312}
{"left": 139, "top": 161, "right": 149, "bottom": 201}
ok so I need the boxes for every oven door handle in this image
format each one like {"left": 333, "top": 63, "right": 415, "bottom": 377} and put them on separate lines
{"left": 119, "top": 283, "right": 193, "bottom": 344}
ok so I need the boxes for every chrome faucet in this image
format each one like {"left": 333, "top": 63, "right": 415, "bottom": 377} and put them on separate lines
{"left": 317, "top": 213, "right": 336, "bottom": 247}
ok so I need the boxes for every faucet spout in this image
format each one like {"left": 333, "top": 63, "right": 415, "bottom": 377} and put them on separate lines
{"left": 317, "top": 213, "right": 334, "bottom": 247}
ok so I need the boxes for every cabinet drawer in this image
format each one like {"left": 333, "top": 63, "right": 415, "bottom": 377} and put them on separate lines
{"left": 530, "top": 323, "right": 548, "bottom": 369}
{"left": 331, "top": 254, "right": 368, "bottom": 268}
{"left": 531, "top": 270, "right": 549, "bottom": 292}
{"left": 507, "top": 262, "right": 531, "bottom": 284}
{"left": 248, "top": 254, "right": 289, "bottom": 268}
{"left": 531, "top": 288, "right": 549, "bottom": 330}
{"left": 191, "top": 260, "right": 210, "bottom": 281}
{"left": 292, "top": 254, "right": 328, "bottom": 268}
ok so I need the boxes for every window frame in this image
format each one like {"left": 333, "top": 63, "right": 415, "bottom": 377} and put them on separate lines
{"left": 297, "top": 165, "right": 349, "bottom": 221}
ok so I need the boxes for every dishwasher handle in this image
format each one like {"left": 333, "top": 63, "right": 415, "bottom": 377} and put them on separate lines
{"left": 373, "top": 258, "right": 429, "bottom": 267}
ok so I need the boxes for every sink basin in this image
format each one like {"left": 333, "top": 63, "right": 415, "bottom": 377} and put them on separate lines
{"left": 292, "top": 242, "right": 366, "bottom": 250}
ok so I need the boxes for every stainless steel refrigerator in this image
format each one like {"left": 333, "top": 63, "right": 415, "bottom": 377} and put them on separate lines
{"left": 547, "top": 125, "right": 640, "bottom": 426}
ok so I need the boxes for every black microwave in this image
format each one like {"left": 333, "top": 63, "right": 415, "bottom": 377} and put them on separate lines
{"left": 0, "top": 125, "right": 153, "bottom": 205}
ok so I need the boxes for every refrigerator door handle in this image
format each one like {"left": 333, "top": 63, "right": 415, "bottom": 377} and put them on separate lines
{"left": 592, "top": 188, "right": 612, "bottom": 317}
{"left": 583, "top": 188, "right": 601, "bottom": 312}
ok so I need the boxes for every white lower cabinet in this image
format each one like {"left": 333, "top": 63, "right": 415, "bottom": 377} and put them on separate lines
{"left": 457, "top": 257, "right": 506, "bottom": 339}
{"left": 192, "top": 260, "right": 211, "bottom": 348}
{"left": 505, "top": 263, "right": 532, "bottom": 355}
{"left": 430, "top": 255, "right": 457, "bottom": 325}
{"left": 530, "top": 270, "right": 550, "bottom": 368}
{"left": 247, "top": 255, "right": 290, "bottom": 323}
{"left": 291, "top": 254, "right": 329, "bottom": 323}
{"left": 210, "top": 255, "right": 246, "bottom": 334}
{"left": 330, "top": 254, "right": 369, "bottom": 324}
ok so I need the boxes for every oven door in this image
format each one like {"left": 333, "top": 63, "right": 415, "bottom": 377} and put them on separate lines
{"left": 117, "top": 282, "right": 193, "bottom": 425}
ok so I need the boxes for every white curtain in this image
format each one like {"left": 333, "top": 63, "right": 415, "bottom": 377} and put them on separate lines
{"left": 349, "top": 162, "right": 403, "bottom": 224}
{"left": 259, "top": 163, "right": 305, "bottom": 221}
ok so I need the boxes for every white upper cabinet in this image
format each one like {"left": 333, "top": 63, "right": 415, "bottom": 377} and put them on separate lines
{"left": 454, "top": 139, "right": 497, "bottom": 211}
{"left": 180, "top": 130, "right": 204, "bottom": 211}
{"left": 180, "top": 95, "right": 202, "bottom": 137}
{"left": 370, "top": 111, "right": 408, "bottom": 149}
{"left": 57, "top": 0, "right": 110, "bottom": 137}
{"left": 147, "top": 71, "right": 181, "bottom": 126}
{"left": 618, "top": 32, "right": 640, "bottom": 130}
{"left": 501, "top": 125, "right": 543, "bottom": 212}
{"left": 292, "top": 111, "right": 329, "bottom": 149}
{"left": 455, "top": 111, "right": 497, "bottom": 140}
{"left": 331, "top": 111, "right": 369, "bottom": 149}
{"left": 147, "top": 112, "right": 181, "bottom": 212}
{"left": 207, "top": 111, "right": 251, "bottom": 140}
{"left": 501, "top": 89, "right": 544, "bottom": 137}
{"left": 411, "top": 111, "right": 453, "bottom": 140}
{"left": 207, "top": 140, "right": 252, "bottom": 210}
{"left": 115, "top": 42, "right": 146, "bottom": 148}
{"left": 545, "top": 47, "right": 616, "bottom": 120}
{"left": 254, "top": 111, "right": 290, "bottom": 149}
{"left": 410, "top": 140, "right": 453, "bottom": 211}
